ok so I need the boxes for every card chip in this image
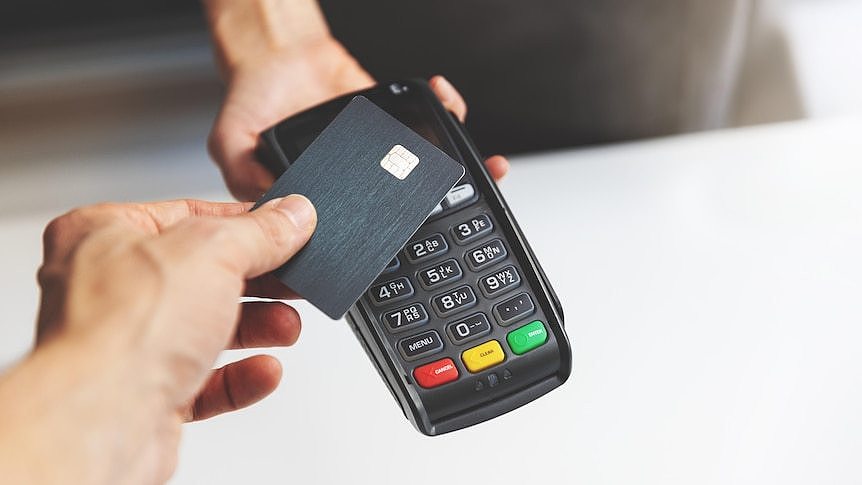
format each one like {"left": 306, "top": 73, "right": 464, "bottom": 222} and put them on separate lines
{"left": 380, "top": 144, "right": 419, "bottom": 180}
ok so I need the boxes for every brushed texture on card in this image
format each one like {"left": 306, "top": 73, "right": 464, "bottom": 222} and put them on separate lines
{"left": 254, "top": 96, "right": 465, "bottom": 319}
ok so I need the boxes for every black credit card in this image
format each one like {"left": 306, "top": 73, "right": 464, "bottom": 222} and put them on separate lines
{"left": 254, "top": 96, "right": 465, "bottom": 319}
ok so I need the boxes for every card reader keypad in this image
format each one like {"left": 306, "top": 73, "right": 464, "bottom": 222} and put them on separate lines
{"left": 262, "top": 84, "right": 568, "bottom": 434}
{"left": 365, "top": 201, "right": 552, "bottom": 390}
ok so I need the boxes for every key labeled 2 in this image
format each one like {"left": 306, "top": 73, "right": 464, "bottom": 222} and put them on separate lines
{"left": 479, "top": 265, "right": 521, "bottom": 298}
{"left": 405, "top": 233, "right": 449, "bottom": 262}
{"left": 417, "top": 259, "right": 463, "bottom": 289}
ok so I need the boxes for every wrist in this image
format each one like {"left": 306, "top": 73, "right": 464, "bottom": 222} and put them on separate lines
{"left": 203, "top": 0, "right": 334, "bottom": 78}
{"left": 0, "top": 332, "right": 167, "bottom": 483}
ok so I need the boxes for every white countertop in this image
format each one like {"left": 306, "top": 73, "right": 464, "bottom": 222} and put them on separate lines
{"left": 1, "top": 116, "right": 860, "bottom": 484}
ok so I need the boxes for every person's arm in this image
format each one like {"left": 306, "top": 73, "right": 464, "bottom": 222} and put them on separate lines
{"left": 202, "top": 0, "right": 508, "bottom": 201}
{"left": 0, "top": 195, "right": 316, "bottom": 484}
{"left": 204, "top": 0, "right": 335, "bottom": 78}
{"left": 203, "top": 0, "right": 374, "bottom": 200}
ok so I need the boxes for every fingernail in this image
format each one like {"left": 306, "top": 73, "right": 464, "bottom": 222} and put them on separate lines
{"left": 275, "top": 194, "right": 316, "bottom": 229}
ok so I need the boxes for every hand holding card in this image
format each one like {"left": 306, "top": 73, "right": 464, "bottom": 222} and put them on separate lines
{"left": 254, "top": 96, "right": 465, "bottom": 319}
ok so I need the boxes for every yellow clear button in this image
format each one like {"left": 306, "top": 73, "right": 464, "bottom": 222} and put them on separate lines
{"left": 461, "top": 340, "right": 506, "bottom": 373}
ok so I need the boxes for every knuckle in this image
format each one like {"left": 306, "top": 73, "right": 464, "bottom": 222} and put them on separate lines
{"left": 42, "top": 214, "right": 74, "bottom": 247}
{"left": 79, "top": 202, "right": 122, "bottom": 217}
{"left": 42, "top": 205, "right": 101, "bottom": 247}
{"left": 180, "top": 199, "right": 203, "bottom": 218}
{"left": 36, "top": 261, "right": 64, "bottom": 290}
{"left": 206, "top": 125, "right": 224, "bottom": 163}
{"left": 42, "top": 202, "right": 140, "bottom": 248}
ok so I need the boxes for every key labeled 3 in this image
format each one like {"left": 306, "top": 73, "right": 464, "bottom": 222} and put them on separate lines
{"left": 451, "top": 214, "right": 493, "bottom": 244}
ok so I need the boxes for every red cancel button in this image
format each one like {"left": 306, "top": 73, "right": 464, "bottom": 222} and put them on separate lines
{"left": 413, "top": 358, "right": 459, "bottom": 389}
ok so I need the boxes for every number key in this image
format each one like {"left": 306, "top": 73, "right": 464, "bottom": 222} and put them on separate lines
{"left": 465, "top": 239, "right": 508, "bottom": 271}
{"left": 446, "top": 313, "right": 492, "bottom": 345}
{"left": 383, "top": 303, "right": 429, "bottom": 333}
{"left": 431, "top": 285, "right": 478, "bottom": 317}
{"left": 405, "top": 233, "right": 449, "bottom": 263}
{"left": 417, "top": 259, "right": 463, "bottom": 290}
{"left": 452, "top": 214, "right": 493, "bottom": 244}
{"left": 479, "top": 265, "right": 521, "bottom": 298}
{"left": 369, "top": 277, "right": 414, "bottom": 306}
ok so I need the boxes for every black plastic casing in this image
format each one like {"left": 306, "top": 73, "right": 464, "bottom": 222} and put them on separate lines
{"left": 257, "top": 80, "right": 572, "bottom": 435}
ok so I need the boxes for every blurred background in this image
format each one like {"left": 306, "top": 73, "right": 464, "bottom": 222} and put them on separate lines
{"left": 0, "top": 0, "right": 860, "bottom": 217}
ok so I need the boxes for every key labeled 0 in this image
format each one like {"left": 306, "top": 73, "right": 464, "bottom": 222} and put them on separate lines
{"left": 447, "top": 313, "right": 492, "bottom": 345}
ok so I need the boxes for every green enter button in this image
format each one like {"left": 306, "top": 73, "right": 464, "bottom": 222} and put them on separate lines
{"left": 506, "top": 320, "right": 548, "bottom": 355}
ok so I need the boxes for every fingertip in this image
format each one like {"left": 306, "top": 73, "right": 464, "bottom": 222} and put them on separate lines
{"left": 234, "top": 301, "right": 302, "bottom": 349}
{"left": 428, "top": 75, "right": 447, "bottom": 92}
{"left": 227, "top": 194, "right": 317, "bottom": 278}
{"left": 276, "top": 303, "right": 303, "bottom": 346}
{"left": 226, "top": 161, "right": 275, "bottom": 202}
{"left": 188, "top": 355, "right": 285, "bottom": 421}
{"left": 252, "top": 355, "right": 283, "bottom": 400}
{"left": 257, "top": 355, "right": 284, "bottom": 385}
{"left": 485, "top": 155, "right": 510, "bottom": 182}
{"left": 429, "top": 75, "right": 467, "bottom": 122}
{"left": 231, "top": 354, "right": 283, "bottom": 402}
